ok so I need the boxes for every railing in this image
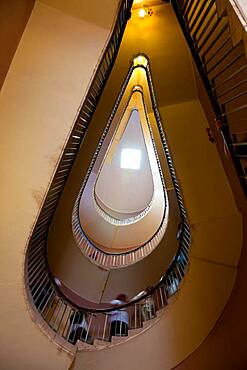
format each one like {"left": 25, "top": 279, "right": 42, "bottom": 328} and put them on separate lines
{"left": 72, "top": 202, "right": 168, "bottom": 269}
{"left": 25, "top": 0, "right": 133, "bottom": 341}
{"left": 26, "top": 52, "right": 191, "bottom": 347}
{"left": 25, "top": 1, "right": 191, "bottom": 348}
{"left": 173, "top": 0, "right": 247, "bottom": 195}
{"left": 26, "top": 222, "right": 190, "bottom": 347}
{"left": 72, "top": 81, "right": 169, "bottom": 268}
{"left": 92, "top": 186, "right": 156, "bottom": 226}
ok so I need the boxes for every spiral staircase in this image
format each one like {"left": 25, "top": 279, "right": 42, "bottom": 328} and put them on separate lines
{"left": 0, "top": 0, "right": 246, "bottom": 369}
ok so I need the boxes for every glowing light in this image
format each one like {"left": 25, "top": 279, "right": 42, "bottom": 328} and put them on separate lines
{"left": 121, "top": 149, "right": 141, "bottom": 170}
{"left": 138, "top": 7, "right": 147, "bottom": 18}
{"left": 133, "top": 55, "right": 148, "bottom": 68}
{"left": 133, "top": 85, "right": 143, "bottom": 93}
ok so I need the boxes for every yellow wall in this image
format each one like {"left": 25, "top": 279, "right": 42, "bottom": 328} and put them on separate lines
{"left": 0, "top": 0, "right": 120, "bottom": 368}
{"left": 72, "top": 98, "right": 242, "bottom": 370}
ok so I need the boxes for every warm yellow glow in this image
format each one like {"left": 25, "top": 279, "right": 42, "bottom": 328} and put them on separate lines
{"left": 133, "top": 55, "right": 148, "bottom": 68}
{"left": 138, "top": 7, "right": 147, "bottom": 18}
{"left": 133, "top": 85, "right": 143, "bottom": 93}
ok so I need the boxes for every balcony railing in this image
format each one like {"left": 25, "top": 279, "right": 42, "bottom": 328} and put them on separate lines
{"left": 25, "top": 0, "right": 191, "bottom": 348}
{"left": 26, "top": 56, "right": 191, "bottom": 347}
{"left": 72, "top": 78, "right": 169, "bottom": 269}
{"left": 173, "top": 0, "right": 247, "bottom": 195}
{"left": 25, "top": 0, "right": 133, "bottom": 344}
{"left": 92, "top": 192, "right": 156, "bottom": 226}
{"left": 27, "top": 221, "right": 190, "bottom": 347}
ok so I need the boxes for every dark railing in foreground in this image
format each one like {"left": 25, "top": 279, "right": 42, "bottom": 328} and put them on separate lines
{"left": 25, "top": 0, "right": 133, "bottom": 342}
{"left": 27, "top": 222, "right": 190, "bottom": 346}
{"left": 173, "top": 0, "right": 247, "bottom": 195}
{"left": 26, "top": 54, "right": 191, "bottom": 347}
{"left": 25, "top": 0, "right": 191, "bottom": 347}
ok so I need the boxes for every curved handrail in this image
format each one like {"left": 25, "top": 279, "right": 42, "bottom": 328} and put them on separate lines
{"left": 90, "top": 100, "right": 156, "bottom": 226}
{"left": 72, "top": 85, "right": 168, "bottom": 267}
{"left": 26, "top": 220, "right": 190, "bottom": 346}
{"left": 25, "top": 0, "right": 134, "bottom": 343}
{"left": 25, "top": 5, "right": 191, "bottom": 347}
{"left": 172, "top": 0, "right": 247, "bottom": 196}
{"left": 92, "top": 185, "right": 156, "bottom": 226}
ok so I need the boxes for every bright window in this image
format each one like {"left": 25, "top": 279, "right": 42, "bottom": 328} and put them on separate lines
{"left": 121, "top": 148, "right": 141, "bottom": 170}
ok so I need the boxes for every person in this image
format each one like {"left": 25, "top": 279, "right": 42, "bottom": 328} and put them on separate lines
{"left": 110, "top": 294, "right": 129, "bottom": 338}
{"left": 68, "top": 310, "right": 90, "bottom": 344}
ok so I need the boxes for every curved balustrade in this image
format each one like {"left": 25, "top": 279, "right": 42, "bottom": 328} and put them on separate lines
{"left": 26, "top": 54, "right": 191, "bottom": 348}
{"left": 72, "top": 203, "right": 168, "bottom": 269}
{"left": 26, "top": 219, "right": 190, "bottom": 347}
{"left": 72, "top": 80, "right": 168, "bottom": 268}
{"left": 173, "top": 0, "right": 247, "bottom": 195}
{"left": 25, "top": 1, "right": 191, "bottom": 348}
{"left": 25, "top": 0, "right": 133, "bottom": 341}
{"left": 71, "top": 56, "right": 190, "bottom": 269}
{"left": 92, "top": 187, "right": 156, "bottom": 226}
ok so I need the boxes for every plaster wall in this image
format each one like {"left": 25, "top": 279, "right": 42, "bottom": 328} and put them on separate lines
{"left": 0, "top": 1, "right": 244, "bottom": 369}
{"left": 47, "top": 2, "right": 240, "bottom": 307}
{"left": 0, "top": 0, "right": 35, "bottom": 90}
{"left": 0, "top": 0, "right": 119, "bottom": 368}
{"left": 72, "top": 98, "right": 242, "bottom": 370}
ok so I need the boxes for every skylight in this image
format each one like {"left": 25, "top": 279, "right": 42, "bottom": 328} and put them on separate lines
{"left": 121, "top": 148, "right": 141, "bottom": 170}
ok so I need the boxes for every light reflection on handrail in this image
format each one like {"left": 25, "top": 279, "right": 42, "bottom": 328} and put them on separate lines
{"left": 25, "top": 1, "right": 191, "bottom": 348}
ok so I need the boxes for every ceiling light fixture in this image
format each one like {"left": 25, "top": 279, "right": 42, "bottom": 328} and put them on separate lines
{"left": 133, "top": 55, "right": 148, "bottom": 68}
{"left": 138, "top": 5, "right": 153, "bottom": 18}
{"left": 138, "top": 7, "right": 147, "bottom": 18}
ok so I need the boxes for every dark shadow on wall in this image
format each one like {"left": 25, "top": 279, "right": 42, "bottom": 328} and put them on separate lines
{"left": 173, "top": 214, "right": 247, "bottom": 370}
{"left": 0, "top": 0, "right": 35, "bottom": 90}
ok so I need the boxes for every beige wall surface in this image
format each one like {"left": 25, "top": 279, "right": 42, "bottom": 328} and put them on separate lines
{"left": 0, "top": 0, "right": 119, "bottom": 368}
{"left": 95, "top": 109, "right": 154, "bottom": 214}
{"left": 0, "top": 1, "right": 241, "bottom": 368}
{"left": 47, "top": 4, "right": 195, "bottom": 300}
{"left": 0, "top": 0, "right": 35, "bottom": 90}
{"left": 172, "top": 216, "right": 247, "bottom": 370}
{"left": 72, "top": 98, "right": 242, "bottom": 369}
{"left": 73, "top": 257, "right": 237, "bottom": 370}
{"left": 48, "top": 3, "right": 241, "bottom": 353}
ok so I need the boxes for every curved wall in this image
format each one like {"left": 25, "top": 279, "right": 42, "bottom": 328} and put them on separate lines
{"left": 0, "top": 0, "right": 245, "bottom": 369}
{"left": 72, "top": 92, "right": 243, "bottom": 370}
{"left": 0, "top": 0, "right": 35, "bottom": 90}
{"left": 0, "top": 0, "right": 121, "bottom": 368}
{"left": 47, "top": 3, "right": 196, "bottom": 302}
{"left": 95, "top": 109, "right": 154, "bottom": 215}
{"left": 70, "top": 4, "right": 242, "bottom": 368}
